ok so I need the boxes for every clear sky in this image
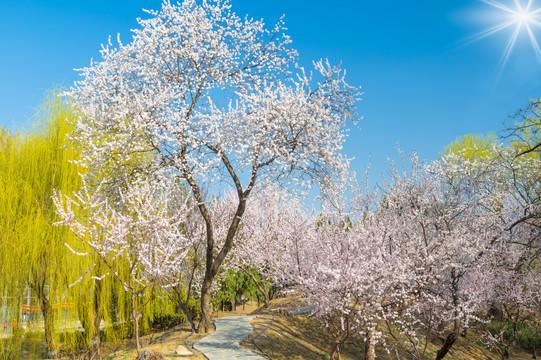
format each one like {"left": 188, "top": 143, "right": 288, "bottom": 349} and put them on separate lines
{"left": 2, "top": 0, "right": 541, "bottom": 181}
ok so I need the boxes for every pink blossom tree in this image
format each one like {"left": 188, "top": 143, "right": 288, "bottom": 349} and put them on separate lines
{"left": 276, "top": 151, "right": 517, "bottom": 360}
{"left": 66, "top": 0, "right": 360, "bottom": 332}
{"left": 427, "top": 142, "right": 541, "bottom": 359}
{"left": 386, "top": 150, "right": 511, "bottom": 360}
{"left": 468, "top": 257, "right": 541, "bottom": 360}
{"left": 362, "top": 148, "right": 539, "bottom": 360}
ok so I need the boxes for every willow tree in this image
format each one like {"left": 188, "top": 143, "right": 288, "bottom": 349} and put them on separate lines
{"left": 0, "top": 128, "right": 27, "bottom": 358}
{"left": 0, "top": 94, "right": 85, "bottom": 358}
{"left": 441, "top": 133, "right": 499, "bottom": 160}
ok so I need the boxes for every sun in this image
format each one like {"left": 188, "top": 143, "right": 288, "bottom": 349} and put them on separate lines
{"left": 470, "top": 0, "right": 541, "bottom": 74}
{"left": 516, "top": 8, "right": 533, "bottom": 23}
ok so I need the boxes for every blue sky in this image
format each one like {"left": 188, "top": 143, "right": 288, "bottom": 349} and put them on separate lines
{"left": 2, "top": 0, "right": 541, "bottom": 181}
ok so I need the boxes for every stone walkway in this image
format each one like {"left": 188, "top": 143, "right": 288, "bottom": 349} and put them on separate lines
{"left": 194, "top": 316, "right": 265, "bottom": 360}
{"left": 289, "top": 305, "right": 315, "bottom": 315}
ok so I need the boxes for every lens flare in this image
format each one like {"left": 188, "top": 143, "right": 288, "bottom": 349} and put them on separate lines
{"left": 468, "top": 0, "right": 541, "bottom": 76}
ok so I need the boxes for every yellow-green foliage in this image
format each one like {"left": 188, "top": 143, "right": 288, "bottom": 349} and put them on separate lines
{"left": 0, "top": 94, "right": 133, "bottom": 358}
{"left": 0, "top": 93, "right": 184, "bottom": 358}
{"left": 0, "top": 92, "right": 84, "bottom": 357}
{"left": 441, "top": 133, "right": 500, "bottom": 160}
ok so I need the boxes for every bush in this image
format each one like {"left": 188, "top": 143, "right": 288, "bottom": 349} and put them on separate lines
{"left": 518, "top": 323, "right": 540, "bottom": 355}
{"left": 485, "top": 319, "right": 540, "bottom": 353}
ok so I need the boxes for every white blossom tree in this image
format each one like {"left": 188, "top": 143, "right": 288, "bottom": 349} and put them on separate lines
{"left": 53, "top": 179, "right": 195, "bottom": 354}
{"left": 66, "top": 0, "right": 360, "bottom": 332}
{"left": 159, "top": 202, "right": 206, "bottom": 332}
{"left": 232, "top": 186, "right": 306, "bottom": 308}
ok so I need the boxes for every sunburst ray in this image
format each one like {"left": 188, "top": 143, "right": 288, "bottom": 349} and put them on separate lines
{"left": 472, "top": 0, "right": 541, "bottom": 74}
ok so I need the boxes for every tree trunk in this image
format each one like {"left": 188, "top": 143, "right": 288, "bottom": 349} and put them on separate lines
{"left": 91, "top": 280, "right": 102, "bottom": 358}
{"left": 435, "top": 316, "right": 460, "bottom": 360}
{"left": 329, "top": 342, "right": 339, "bottom": 360}
{"left": 91, "top": 315, "right": 101, "bottom": 359}
{"left": 239, "top": 266, "right": 270, "bottom": 308}
{"left": 262, "top": 290, "right": 270, "bottom": 308}
{"left": 178, "top": 300, "right": 196, "bottom": 332}
{"left": 365, "top": 334, "right": 376, "bottom": 360}
{"left": 195, "top": 185, "right": 248, "bottom": 333}
{"left": 131, "top": 290, "right": 141, "bottom": 356}
{"left": 32, "top": 280, "right": 57, "bottom": 359}
{"left": 436, "top": 332, "right": 458, "bottom": 360}
{"left": 436, "top": 280, "right": 462, "bottom": 360}
{"left": 499, "top": 321, "right": 519, "bottom": 360}
{"left": 198, "top": 276, "right": 213, "bottom": 333}
{"left": 40, "top": 294, "right": 57, "bottom": 359}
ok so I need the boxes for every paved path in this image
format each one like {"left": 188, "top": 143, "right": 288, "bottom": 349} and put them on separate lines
{"left": 194, "top": 316, "right": 265, "bottom": 360}
{"left": 289, "top": 305, "right": 315, "bottom": 315}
